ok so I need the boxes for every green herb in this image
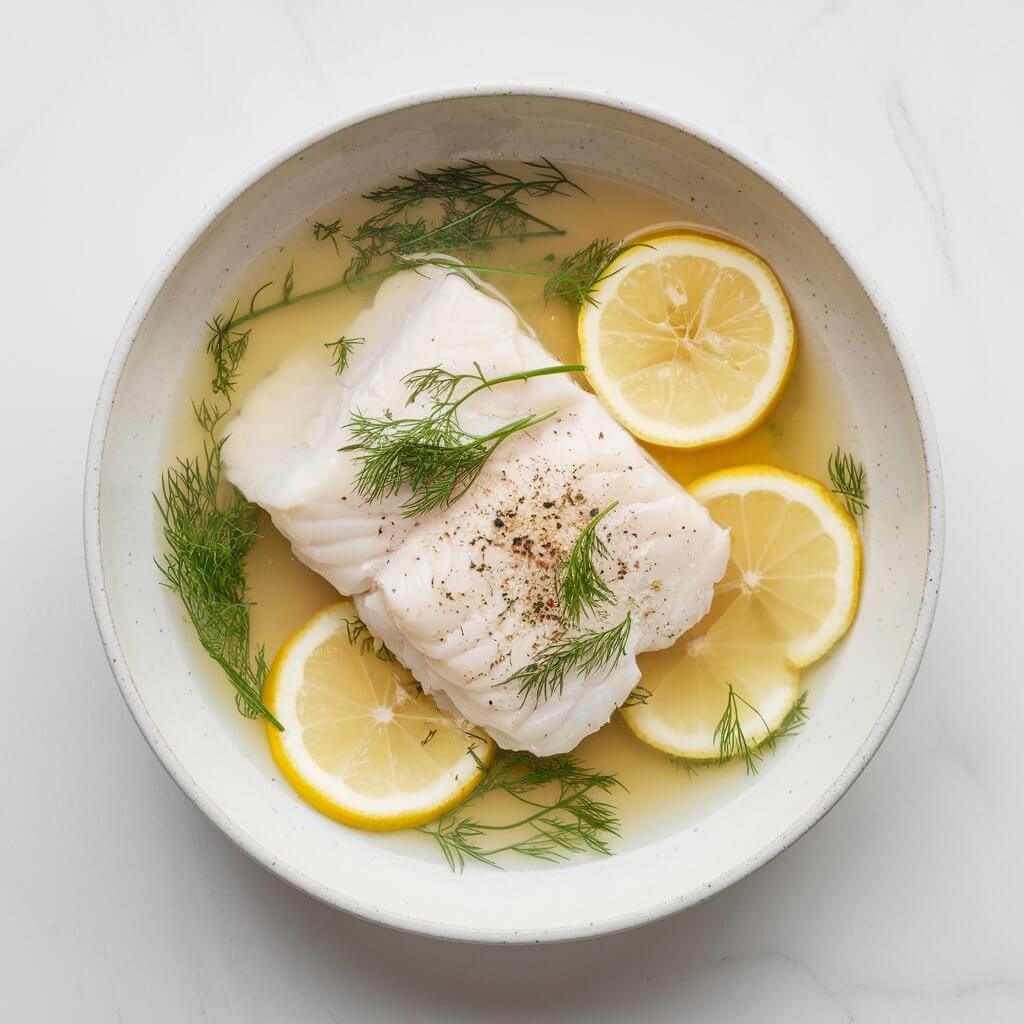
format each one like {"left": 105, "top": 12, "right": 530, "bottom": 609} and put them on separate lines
{"left": 204, "top": 256, "right": 543, "bottom": 362}
{"left": 386, "top": 253, "right": 545, "bottom": 282}
{"left": 418, "top": 746, "right": 622, "bottom": 870}
{"left": 155, "top": 405, "right": 281, "bottom": 729}
{"left": 420, "top": 727, "right": 438, "bottom": 747}
{"left": 707, "top": 686, "right": 808, "bottom": 775}
{"left": 324, "top": 335, "right": 365, "bottom": 375}
{"left": 506, "top": 613, "right": 632, "bottom": 707}
{"left": 669, "top": 756, "right": 703, "bottom": 778}
{"left": 343, "top": 615, "right": 396, "bottom": 662}
{"left": 344, "top": 615, "right": 375, "bottom": 655}
{"left": 312, "top": 218, "right": 344, "bottom": 256}
{"left": 545, "top": 238, "right": 626, "bottom": 307}
{"left": 343, "top": 362, "right": 583, "bottom": 518}
{"left": 200, "top": 159, "right": 579, "bottom": 348}
{"left": 622, "top": 685, "right": 651, "bottom": 709}
{"left": 346, "top": 158, "right": 580, "bottom": 281}
{"left": 556, "top": 501, "right": 618, "bottom": 628}
{"left": 827, "top": 446, "right": 869, "bottom": 519}
{"left": 205, "top": 309, "right": 252, "bottom": 398}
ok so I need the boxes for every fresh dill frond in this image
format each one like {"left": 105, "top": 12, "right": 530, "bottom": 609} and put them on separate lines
{"left": 323, "top": 335, "right": 365, "bottom": 375}
{"left": 506, "top": 613, "right": 632, "bottom": 707}
{"left": 343, "top": 615, "right": 396, "bottom": 662}
{"left": 544, "top": 238, "right": 626, "bottom": 307}
{"left": 622, "top": 685, "right": 651, "bottom": 709}
{"left": 418, "top": 747, "right": 622, "bottom": 871}
{"left": 192, "top": 397, "right": 227, "bottom": 436}
{"left": 713, "top": 686, "right": 808, "bottom": 775}
{"left": 765, "top": 692, "right": 809, "bottom": 746}
{"left": 343, "top": 362, "right": 583, "bottom": 517}
{"left": 556, "top": 501, "right": 618, "bottom": 628}
{"left": 420, "top": 727, "right": 438, "bottom": 747}
{"left": 713, "top": 684, "right": 769, "bottom": 774}
{"left": 669, "top": 756, "right": 703, "bottom": 778}
{"left": 205, "top": 308, "right": 251, "bottom": 398}
{"left": 201, "top": 160, "right": 582, "bottom": 336}
{"left": 343, "top": 615, "right": 375, "bottom": 655}
{"left": 248, "top": 281, "right": 273, "bottom": 317}
{"left": 155, "top": 407, "right": 280, "bottom": 729}
{"left": 827, "top": 446, "right": 869, "bottom": 519}
{"left": 345, "top": 158, "right": 580, "bottom": 281}
{"left": 312, "top": 218, "right": 344, "bottom": 256}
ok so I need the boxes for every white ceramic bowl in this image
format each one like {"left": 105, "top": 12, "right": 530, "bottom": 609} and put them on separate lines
{"left": 85, "top": 89, "right": 943, "bottom": 943}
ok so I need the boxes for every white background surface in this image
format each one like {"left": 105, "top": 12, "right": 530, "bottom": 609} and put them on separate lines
{"left": 2, "top": 1, "right": 1020, "bottom": 1020}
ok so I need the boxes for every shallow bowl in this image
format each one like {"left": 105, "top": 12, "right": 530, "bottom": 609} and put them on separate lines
{"left": 85, "top": 88, "right": 943, "bottom": 943}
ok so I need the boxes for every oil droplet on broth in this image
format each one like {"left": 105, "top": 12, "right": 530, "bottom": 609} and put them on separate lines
{"left": 164, "top": 164, "right": 857, "bottom": 853}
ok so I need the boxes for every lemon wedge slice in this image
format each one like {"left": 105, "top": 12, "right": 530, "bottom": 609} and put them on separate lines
{"left": 580, "top": 233, "right": 795, "bottom": 448}
{"left": 265, "top": 602, "right": 492, "bottom": 830}
{"left": 622, "top": 466, "right": 860, "bottom": 760}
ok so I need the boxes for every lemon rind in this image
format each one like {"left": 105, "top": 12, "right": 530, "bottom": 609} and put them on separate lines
{"left": 579, "top": 232, "right": 796, "bottom": 449}
{"left": 688, "top": 466, "right": 861, "bottom": 666}
{"left": 264, "top": 602, "right": 493, "bottom": 832}
{"left": 622, "top": 465, "right": 860, "bottom": 761}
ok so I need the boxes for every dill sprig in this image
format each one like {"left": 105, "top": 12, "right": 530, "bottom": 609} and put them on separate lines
{"left": 324, "top": 335, "right": 364, "bottom": 375}
{"left": 622, "top": 685, "right": 651, "bottom": 709}
{"left": 710, "top": 686, "right": 808, "bottom": 775}
{"left": 205, "top": 308, "right": 252, "bottom": 397}
{"left": 556, "top": 501, "right": 618, "bottom": 628}
{"left": 418, "top": 746, "right": 622, "bottom": 871}
{"left": 201, "top": 159, "right": 579, "bottom": 345}
{"left": 155, "top": 408, "right": 281, "bottom": 729}
{"left": 158, "top": 300, "right": 279, "bottom": 727}
{"left": 343, "top": 615, "right": 398, "bottom": 663}
{"left": 312, "top": 218, "right": 344, "bottom": 257}
{"left": 346, "top": 158, "right": 580, "bottom": 281}
{"left": 827, "top": 446, "right": 869, "bottom": 519}
{"left": 667, "top": 690, "right": 808, "bottom": 776}
{"left": 544, "top": 238, "right": 626, "bottom": 307}
{"left": 506, "top": 613, "right": 632, "bottom": 707}
{"left": 343, "top": 362, "right": 583, "bottom": 518}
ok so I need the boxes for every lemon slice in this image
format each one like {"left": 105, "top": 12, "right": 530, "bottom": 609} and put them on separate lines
{"left": 265, "top": 602, "right": 492, "bottom": 830}
{"left": 580, "top": 233, "right": 795, "bottom": 448}
{"left": 622, "top": 466, "right": 860, "bottom": 760}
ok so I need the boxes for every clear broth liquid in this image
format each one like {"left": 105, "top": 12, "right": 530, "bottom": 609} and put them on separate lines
{"left": 168, "top": 166, "right": 856, "bottom": 852}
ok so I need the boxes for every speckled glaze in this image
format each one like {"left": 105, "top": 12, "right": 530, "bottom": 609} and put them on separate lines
{"left": 84, "top": 89, "right": 943, "bottom": 943}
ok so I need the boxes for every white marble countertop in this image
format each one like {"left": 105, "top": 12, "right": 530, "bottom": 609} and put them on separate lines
{"left": 3, "top": 1, "right": 1021, "bottom": 1020}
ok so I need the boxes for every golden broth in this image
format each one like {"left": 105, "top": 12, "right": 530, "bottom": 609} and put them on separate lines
{"left": 167, "top": 165, "right": 857, "bottom": 851}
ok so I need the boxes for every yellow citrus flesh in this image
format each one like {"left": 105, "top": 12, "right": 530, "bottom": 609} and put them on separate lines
{"left": 265, "top": 602, "right": 492, "bottom": 831}
{"left": 623, "top": 466, "right": 860, "bottom": 760}
{"left": 580, "top": 233, "right": 795, "bottom": 448}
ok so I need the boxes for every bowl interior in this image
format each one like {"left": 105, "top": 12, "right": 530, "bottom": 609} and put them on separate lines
{"left": 90, "top": 92, "right": 939, "bottom": 941}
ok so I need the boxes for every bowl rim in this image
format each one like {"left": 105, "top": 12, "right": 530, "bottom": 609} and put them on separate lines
{"left": 83, "top": 84, "right": 945, "bottom": 943}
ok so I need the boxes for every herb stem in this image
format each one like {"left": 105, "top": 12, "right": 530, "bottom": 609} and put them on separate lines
{"left": 450, "top": 363, "right": 584, "bottom": 411}
{"left": 226, "top": 261, "right": 548, "bottom": 332}
{"left": 413, "top": 190, "right": 558, "bottom": 247}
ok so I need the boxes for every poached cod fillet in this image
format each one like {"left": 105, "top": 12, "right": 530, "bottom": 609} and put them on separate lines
{"left": 223, "top": 266, "right": 729, "bottom": 755}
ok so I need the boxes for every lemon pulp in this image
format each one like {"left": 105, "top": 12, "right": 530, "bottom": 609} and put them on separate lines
{"left": 623, "top": 466, "right": 860, "bottom": 760}
{"left": 580, "top": 233, "right": 795, "bottom": 448}
{"left": 265, "top": 602, "right": 492, "bottom": 830}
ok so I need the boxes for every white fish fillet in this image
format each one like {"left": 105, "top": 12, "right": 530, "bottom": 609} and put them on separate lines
{"left": 223, "top": 265, "right": 578, "bottom": 594}
{"left": 223, "top": 265, "right": 729, "bottom": 754}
